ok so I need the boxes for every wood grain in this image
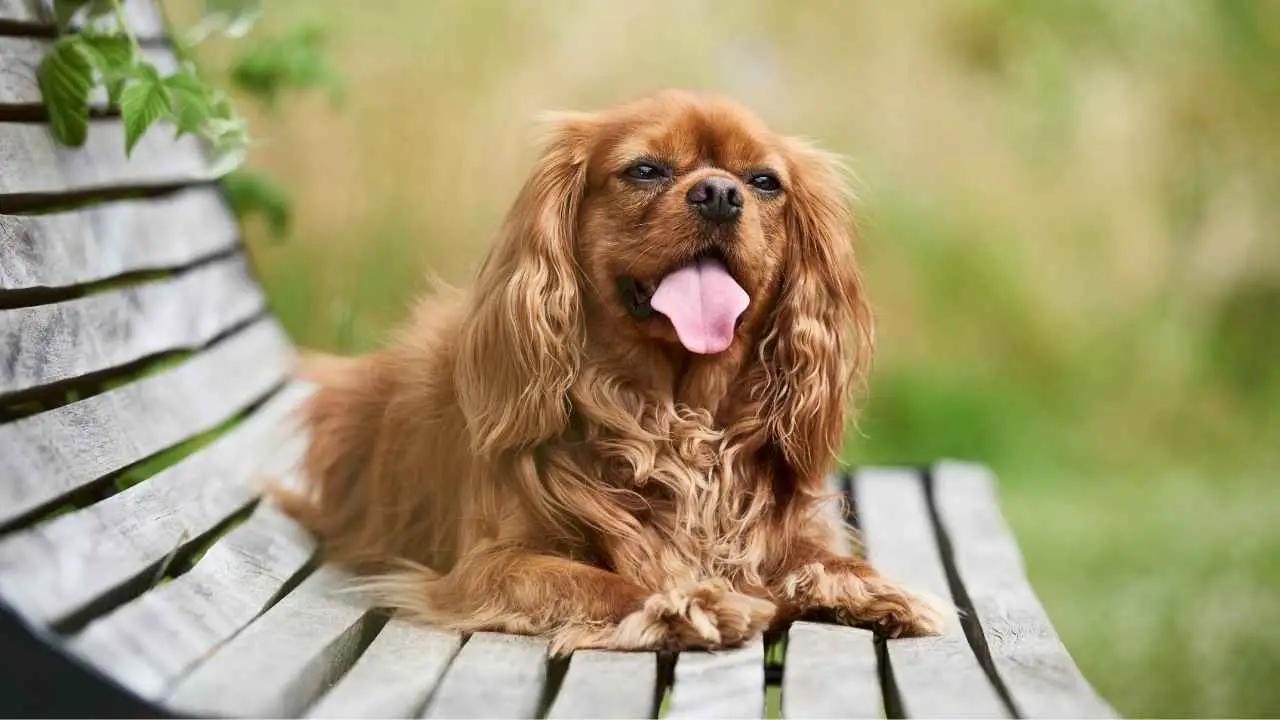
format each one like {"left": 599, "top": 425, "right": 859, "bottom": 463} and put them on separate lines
{"left": 0, "top": 38, "right": 176, "bottom": 108}
{"left": 930, "top": 461, "right": 1117, "bottom": 718}
{"left": 666, "top": 637, "right": 765, "bottom": 719}
{"left": 0, "top": 0, "right": 167, "bottom": 38}
{"left": 422, "top": 632, "right": 550, "bottom": 719}
{"left": 0, "top": 317, "right": 294, "bottom": 529}
{"left": 0, "top": 382, "right": 309, "bottom": 627}
{"left": 547, "top": 650, "right": 658, "bottom": 719}
{"left": 782, "top": 621, "right": 882, "bottom": 719}
{"left": 0, "top": 120, "right": 210, "bottom": 200}
{"left": 0, "top": 187, "right": 238, "bottom": 293}
{"left": 306, "top": 617, "right": 463, "bottom": 719}
{"left": 0, "top": 253, "right": 264, "bottom": 394}
{"left": 69, "top": 494, "right": 317, "bottom": 701}
{"left": 854, "top": 467, "right": 1010, "bottom": 718}
{"left": 165, "top": 565, "right": 378, "bottom": 718}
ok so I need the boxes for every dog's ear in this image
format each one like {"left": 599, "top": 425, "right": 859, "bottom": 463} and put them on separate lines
{"left": 456, "top": 112, "right": 597, "bottom": 456}
{"left": 759, "top": 137, "right": 873, "bottom": 479}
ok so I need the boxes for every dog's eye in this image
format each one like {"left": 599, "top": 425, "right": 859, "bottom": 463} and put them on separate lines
{"left": 624, "top": 163, "right": 667, "bottom": 182}
{"left": 748, "top": 173, "right": 782, "bottom": 193}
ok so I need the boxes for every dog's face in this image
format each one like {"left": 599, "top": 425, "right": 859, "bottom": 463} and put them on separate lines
{"left": 575, "top": 93, "right": 791, "bottom": 355}
{"left": 459, "top": 90, "right": 870, "bottom": 476}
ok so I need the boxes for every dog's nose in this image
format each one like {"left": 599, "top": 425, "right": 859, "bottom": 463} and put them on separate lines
{"left": 686, "top": 176, "right": 743, "bottom": 223}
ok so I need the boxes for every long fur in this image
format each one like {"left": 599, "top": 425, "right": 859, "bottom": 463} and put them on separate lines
{"left": 275, "top": 90, "right": 945, "bottom": 652}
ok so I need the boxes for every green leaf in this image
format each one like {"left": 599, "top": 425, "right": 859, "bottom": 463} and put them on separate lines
{"left": 162, "top": 70, "right": 215, "bottom": 137}
{"left": 220, "top": 169, "right": 291, "bottom": 239}
{"left": 38, "top": 36, "right": 95, "bottom": 147}
{"left": 119, "top": 65, "right": 172, "bottom": 155}
{"left": 78, "top": 33, "right": 135, "bottom": 106}
{"left": 230, "top": 24, "right": 343, "bottom": 110}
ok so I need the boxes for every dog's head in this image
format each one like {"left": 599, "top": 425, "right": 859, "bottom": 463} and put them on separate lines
{"left": 458, "top": 90, "right": 871, "bottom": 474}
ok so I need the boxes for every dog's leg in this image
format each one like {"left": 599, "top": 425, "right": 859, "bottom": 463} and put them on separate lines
{"left": 358, "top": 547, "right": 774, "bottom": 654}
{"left": 768, "top": 543, "right": 949, "bottom": 638}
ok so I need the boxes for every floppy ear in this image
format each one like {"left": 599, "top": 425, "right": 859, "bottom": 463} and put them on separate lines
{"left": 455, "top": 112, "right": 597, "bottom": 456}
{"left": 760, "top": 138, "right": 873, "bottom": 480}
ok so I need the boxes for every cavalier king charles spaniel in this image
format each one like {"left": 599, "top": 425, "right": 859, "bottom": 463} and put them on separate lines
{"left": 277, "top": 90, "right": 945, "bottom": 652}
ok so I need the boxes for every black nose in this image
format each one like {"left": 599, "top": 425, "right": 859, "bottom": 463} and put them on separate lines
{"left": 686, "top": 176, "right": 743, "bottom": 223}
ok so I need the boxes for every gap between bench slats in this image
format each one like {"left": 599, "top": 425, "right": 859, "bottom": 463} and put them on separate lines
{"left": 69, "top": 496, "right": 317, "bottom": 701}
{"left": 0, "top": 0, "right": 167, "bottom": 38}
{"left": 0, "top": 381, "right": 309, "bottom": 628}
{"left": 305, "top": 617, "right": 463, "bottom": 719}
{"left": 165, "top": 565, "right": 383, "bottom": 718}
{"left": 665, "top": 635, "right": 764, "bottom": 719}
{"left": 547, "top": 650, "right": 658, "bottom": 719}
{"left": 0, "top": 317, "right": 294, "bottom": 530}
{"left": 0, "top": 121, "right": 211, "bottom": 210}
{"left": 929, "top": 461, "right": 1117, "bottom": 718}
{"left": 422, "top": 632, "right": 551, "bottom": 719}
{"left": 854, "top": 467, "right": 1011, "bottom": 718}
{"left": 0, "top": 37, "right": 176, "bottom": 111}
{"left": 0, "top": 187, "right": 238, "bottom": 297}
{"left": 0, "top": 252, "right": 263, "bottom": 395}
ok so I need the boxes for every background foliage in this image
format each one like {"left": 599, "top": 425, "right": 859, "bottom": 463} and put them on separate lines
{"left": 165, "top": 0, "right": 1280, "bottom": 715}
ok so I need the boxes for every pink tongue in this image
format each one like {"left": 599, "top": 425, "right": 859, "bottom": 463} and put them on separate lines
{"left": 650, "top": 257, "right": 749, "bottom": 354}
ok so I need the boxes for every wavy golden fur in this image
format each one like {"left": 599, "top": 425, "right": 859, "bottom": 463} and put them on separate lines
{"left": 276, "top": 90, "right": 944, "bottom": 652}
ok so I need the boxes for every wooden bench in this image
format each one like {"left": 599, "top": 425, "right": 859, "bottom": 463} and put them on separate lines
{"left": 0, "top": 2, "right": 1117, "bottom": 716}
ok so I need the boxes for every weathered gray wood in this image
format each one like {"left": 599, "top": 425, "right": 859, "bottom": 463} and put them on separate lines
{"left": 423, "top": 632, "right": 549, "bottom": 719}
{"left": 930, "top": 461, "right": 1117, "bottom": 718}
{"left": 307, "top": 617, "right": 463, "bottom": 719}
{"left": 166, "top": 565, "right": 378, "bottom": 718}
{"left": 0, "top": 121, "right": 210, "bottom": 199}
{"left": 0, "top": 0, "right": 166, "bottom": 38}
{"left": 69, "top": 495, "right": 317, "bottom": 700}
{"left": 0, "top": 317, "right": 293, "bottom": 528}
{"left": 0, "top": 38, "right": 176, "bottom": 107}
{"left": 547, "top": 650, "right": 658, "bottom": 719}
{"left": 666, "top": 636, "right": 765, "bottom": 719}
{"left": 0, "top": 253, "right": 264, "bottom": 394}
{"left": 0, "top": 382, "right": 308, "bottom": 626}
{"left": 782, "top": 621, "right": 882, "bottom": 719}
{"left": 855, "top": 467, "right": 1010, "bottom": 718}
{"left": 0, "top": 187, "right": 238, "bottom": 292}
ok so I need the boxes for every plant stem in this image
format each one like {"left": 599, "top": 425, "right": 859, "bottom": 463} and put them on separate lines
{"left": 109, "top": 0, "right": 143, "bottom": 55}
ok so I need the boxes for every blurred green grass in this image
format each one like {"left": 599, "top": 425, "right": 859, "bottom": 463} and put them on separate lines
{"left": 167, "top": 0, "right": 1280, "bottom": 715}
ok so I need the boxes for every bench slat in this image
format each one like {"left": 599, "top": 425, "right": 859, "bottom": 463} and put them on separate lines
{"left": 547, "top": 650, "right": 658, "bottom": 719}
{"left": 0, "top": 317, "right": 293, "bottom": 529}
{"left": 165, "top": 565, "right": 378, "bottom": 718}
{"left": 0, "top": 0, "right": 166, "bottom": 37}
{"left": 423, "top": 632, "right": 549, "bottom": 719}
{"left": 666, "top": 637, "right": 764, "bottom": 719}
{"left": 855, "top": 467, "right": 1010, "bottom": 718}
{"left": 0, "top": 188, "right": 238, "bottom": 293}
{"left": 0, "top": 253, "right": 264, "bottom": 394}
{"left": 68, "top": 494, "right": 317, "bottom": 700}
{"left": 0, "top": 121, "right": 209, "bottom": 202}
{"left": 782, "top": 622, "right": 882, "bottom": 719}
{"left": 0, "top": 382, "right": 308, "bottom": 627}
{"left": 0, "top": 38, "right": 176, "bottom": 108}
{"left": 306, "top": 617, "right": 463, "bottom": 719}
{"left": 930, "top": 461, "right": 1116, "bottom": 718}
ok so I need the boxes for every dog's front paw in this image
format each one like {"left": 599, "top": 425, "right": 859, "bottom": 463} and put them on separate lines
{"left": 612, "top": 578, "right": 776, "bottom": 650}
{"left": 783, "top": 562, "right": 949, "bottom": 638}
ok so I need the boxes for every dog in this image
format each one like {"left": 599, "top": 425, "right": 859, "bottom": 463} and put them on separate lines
{"left": 276, "top": 89, "right": 945, "bottom": 653}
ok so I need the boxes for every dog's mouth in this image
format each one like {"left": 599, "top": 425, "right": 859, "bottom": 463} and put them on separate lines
{"left": 617, "top": 250, "right": 750, "bottom": 355}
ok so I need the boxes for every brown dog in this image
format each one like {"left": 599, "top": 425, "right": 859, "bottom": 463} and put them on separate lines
{"left": 277, "top": 90, "right": 944, "bottom": 653}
